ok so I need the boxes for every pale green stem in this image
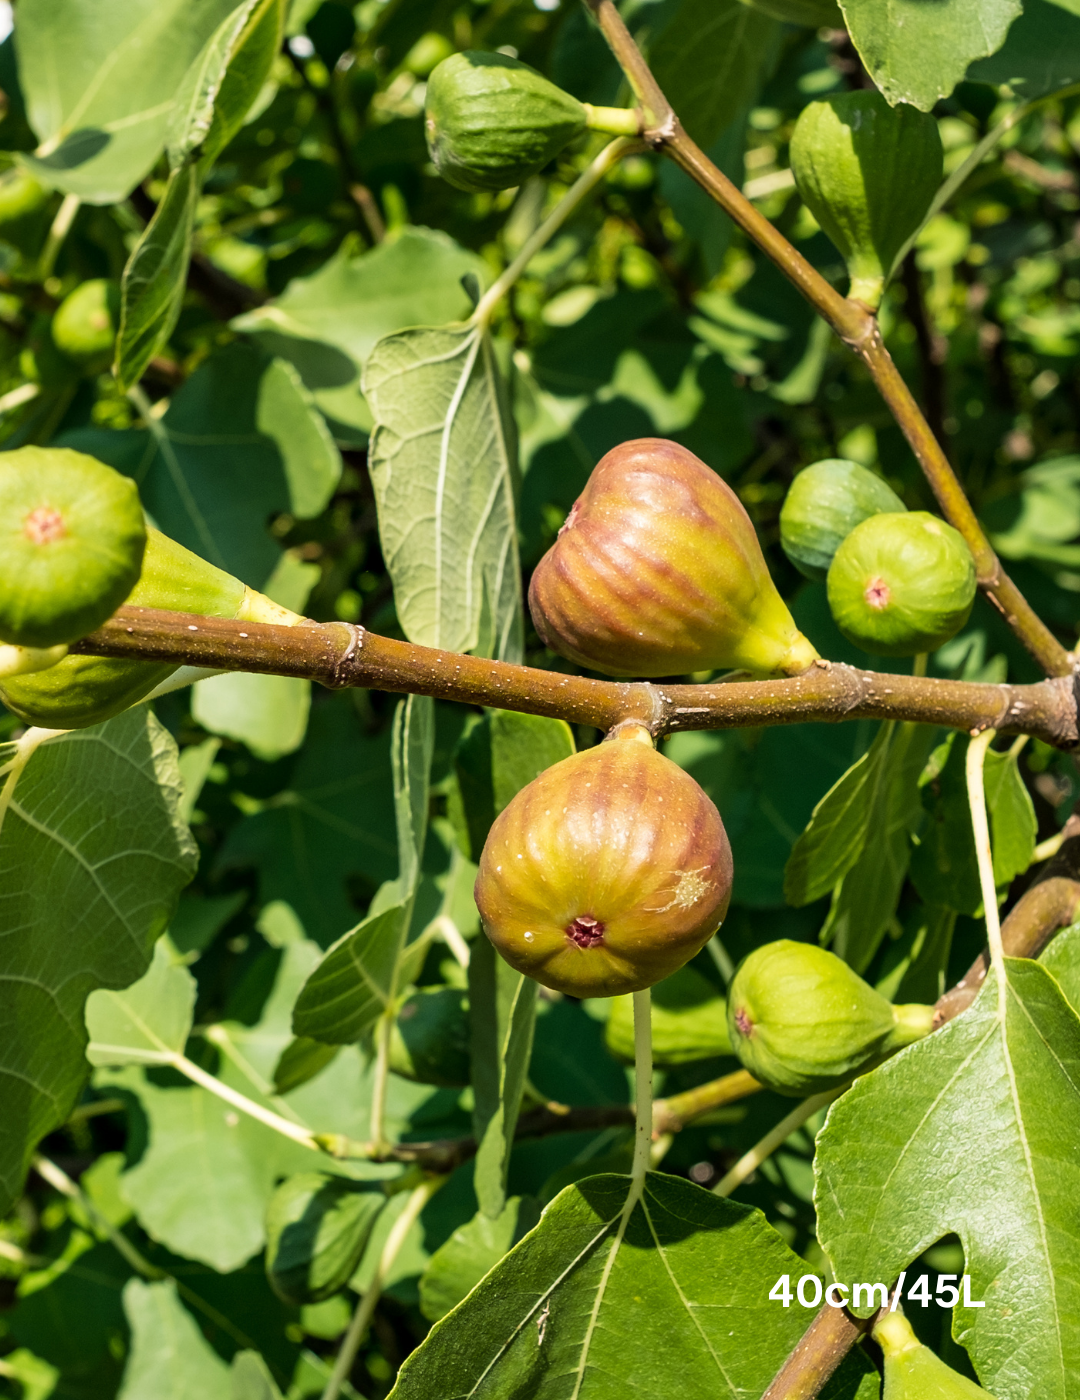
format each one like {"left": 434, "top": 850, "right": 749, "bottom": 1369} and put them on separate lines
{"left": 1032, "top": 830, "right": 1066, "bottom": 865}
{"left": 368, "top": 1007, "right": 394, "bottom": 1156}
{"left": 713, "top": 1089, "right": 841, "bottom": 1198}
{"left": 966, "top": 729, "right": 1005, "bottom": 996}
{"left": 912, "top": 653, "right": 928, "bottom": 678}
{"left": 706, "top": 933, "right": 735, "bottom": 984}
{"left": 33, "top": 1154, "right": 167, "bottom": 1279}
{"left": 0, "top": 728, "right": 65, "bottom": 843}
{"left": 471, "top": 136, "right": 639, "bottom": 328}
{"left": 582, "top": 103, "right": 642, "bottom": 136}
{"left": 631, "top": 987, "right": 653, "bottom": 1189}
{"left": 170, "top": 1050, "right": 324, "bottom": 1153}
{"left": 320, "top": 1178, "right": 444, "bottom": 1400}
{"left": 38, "top": 193, "right": 81, "bottom": 280}
{"left": 0, "top": 383, "right": 41, "bottom": 415}
{"left": 202, "top": 1023, "right": 311, "bottom": 1126}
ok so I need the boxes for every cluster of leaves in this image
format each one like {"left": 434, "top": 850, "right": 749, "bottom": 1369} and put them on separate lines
{"left": 1, "top": 0, "right": 1080, "bottom": 1397}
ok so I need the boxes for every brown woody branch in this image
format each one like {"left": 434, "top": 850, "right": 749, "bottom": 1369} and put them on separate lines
{"left": 583, "top": 0, "right": 1072, "bottom": 681}
{"left": 761, "top": 1305, "right": 879, "bottom": 1400}
{"left": 70, "top": 608, "right": 1080, "bottom": 749}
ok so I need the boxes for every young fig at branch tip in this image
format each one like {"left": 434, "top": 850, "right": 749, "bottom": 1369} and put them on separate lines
{"left": 474, "top": 724, "right": 733, "bottom": 999}
{"left": 874, "top": 1312, "right": 998, "bottom": 1398}
{"left": 0, "top": 446, "right": 145, "bottom": 650}
{"left": 0, "top": 524, "right": 304, "bottom": 729}
{"left": 827, "top": 511, "right": 976, "bottom": 657}
{"left": 780, "top": 457, "right": 906, "bottom": 581}
{"left": 790, "top": 90, "right": 942, "bottom": 310}
{"left": 529, "top": 438, "right": 819, "bottom": 679}
{"left": 727, "top": 940, "right": 934, "bottom": 1096}
{"left": 265, "top": 1173, "right": 385, "bottom": 1307}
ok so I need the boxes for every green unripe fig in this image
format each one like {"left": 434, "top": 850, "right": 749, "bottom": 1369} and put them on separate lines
{"left": 388, "top": 986, "right": 471, "bottom": 1087}
{"left": 605, "top": 963, "right": 731, "bottom": 1065}
{"left": 738, "top": 0, "right": 841, "bottom": 23}
{"left": 790, "top": 91, "right": 942, "bottom": 308}
{"left": 265, "top": 1173, "right": 385, "bottom": 1306}
{"left": 0, "top": 168, "right": 50, "bottom": 228}
{"left": 0, "top": 528, "right": 304, "bottom": 729}
{"left": 727, "top": 940, "right": 933, "bottom": 1095}
{"left": 51, "top": 279, "right": 121, "bottom": 373}
{"left": 0, "top": 447, "right": 145, "bottom": 648}
{"left": 529, "top": 438, "right": 819, "bottom": 679}
{"left": 874, "top": 1313, "right": 997, "bottom": 1398}
{"left": 403, "top": 32, "right": 454, "bottom": 77}
{"left": 425, "top": 50, "right": 587, "bottom": 192}
{"left": 826, "top": 511, "right": 975, "bottom": 657}
{"left": 780, "top": 458, "right": 906, "bottom": 580}
{"left": 475, "top": 725, "right": 733, "bottom": 999}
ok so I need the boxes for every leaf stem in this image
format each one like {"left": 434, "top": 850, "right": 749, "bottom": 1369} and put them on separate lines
{"left": 713, "top": 1089, "right": 841, "bottom": 1198}
{"left": 170, "top": 1051, "right": 324, "bottom": 1153}
{"left": 631, "top": 988, "right": 653, "bottom": 1189}
{"left": 38, "top": 193, "right": 80, "bottom": 281}
{"left": 368, "top": 1008, "right": 394, "bottom": 1158}
{"left": 33, "top": 1154, "right": 167, "bottom": 1280}
{"left": 471, "top": 136, "right": 640, "bottom": 328}
{"left": 320, "top": 1178, "right": 444, "bottom": 1400}
{"left": 965, "top": 729, "right": 1005, "bottom": 984}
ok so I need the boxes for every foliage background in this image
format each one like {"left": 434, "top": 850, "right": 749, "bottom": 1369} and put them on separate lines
{"left": 1, "top": 0, "right": 1080, "bottom": 1395}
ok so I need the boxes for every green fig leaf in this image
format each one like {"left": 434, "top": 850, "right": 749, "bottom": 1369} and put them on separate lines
{"left": 967, "top": 0, "right": 1080, "bottom": 101}
{"left": 816, "top": 960, "right": 1080, "bottom": 1400}
{"left": 85, "top": 937, "right": 195, "bottom": 1067}
{"left": 363, "top": 321, "right": 524, "bottom": 663}
{"left": 392, "top": 1172, "right": 878, "bottom": 1400}
{"left": 1038, "top": 922, "right": 1080, "bottom": 1014}
{"left": 419, "top": 1197, "right": 542, "bottom": 1322}
{"left": 118, "top": 1279, "right": 230, "bottom": 1400}
{"left": 230, "top": 1352, "right": 283, "bottom": 1400}
{"left": 0, "top": 711, "right": 196, "bottom": 1213}
{"left": 838, "top": 0, "right": 1022, "bottom": 111}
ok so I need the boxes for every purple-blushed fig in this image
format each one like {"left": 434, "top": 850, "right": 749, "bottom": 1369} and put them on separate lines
{"left": 474, "top": 725, "right": 733, "bottom": 998}
{"left": 529, "top": 438, "right": 818, "bottom": 679}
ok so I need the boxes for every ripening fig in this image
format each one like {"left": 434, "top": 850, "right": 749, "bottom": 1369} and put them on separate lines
{"left": 826, "top": 511, "right": 975, "bottom": 656}
{"left": 388, "top": 986, "right": 471, "bottom": 1087}
{"left": 529, "top": 438, "right": 819, "bottom": 678}
{"left": 790, "top": 91, "right": 942, "bottom": 308}
{"left": 474, "top": 725, "right": 733, "bottom": 998}
{"left": 727, "top": 940, "right": 934, "bottom": 1095}
{"left": 51, "top": 279, "right": 121, "bottom": 373}
{"left": 0, "top": 527, "right": 304, "bottom": 729}
{"left": 780, "top": 457, "right": 906, "bottom": 580}
{"left": 0, "top": 446, "right": 146, "bottom": 648}
{"left": 265, "top": 1173, "right": 385, "bottom": 1306}
{"left": 874, "top": 1313, "right": 997, "bottom": 1399}
{"left": 425, "top": 51, "right": 587, "bottom": 192}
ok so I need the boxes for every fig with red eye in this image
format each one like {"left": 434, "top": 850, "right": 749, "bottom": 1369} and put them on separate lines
{"left": 474, "top": 725, "right": 733, "bottom": 999}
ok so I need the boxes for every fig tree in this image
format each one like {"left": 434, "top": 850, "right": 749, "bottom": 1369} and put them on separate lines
{"left": 51, "top": 279, "right": 121, "bottom": 373}
{"left": 0, "top": 446, "right": 145, "bottom": 648}
{"left": 727, "top": 940, "right": 934, "bottom": 1095}
{"left": 0, "top": 527, "right": 305, "bottom": 729}
{"left": 265, "top": 1173, "right": 385, "bottom": 1306}
{"left": 780, "top": 457, "right": 906, "bottom": 580}
{"left": 790, "top": 91, "right": 942, "bottom": 308}
{"left": 529, "top": 438, "right": 819, "bottom": 678}
{"left": 474, "top": 725, "right": 732, "bottom": 998}
{"left": 388, "top": 986, "right": 471, "bottom": 1087}
{"left": 425, "top": 50, "right": 587, "bottom": 192}
{"left": 874, "top": 1313, "right": 997, "bottom": 1398}
{"left": 826, "top": 510, "right": 975, "bottom": 656}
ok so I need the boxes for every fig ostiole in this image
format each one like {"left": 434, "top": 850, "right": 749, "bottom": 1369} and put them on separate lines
{"left": 790, "top": 91, "right": 942, "bottom": 309}
{"left": 826, "top": 511, "right": 975, "bottom": 657}
{"left": 0, "top": 527, "right": 304, "bottom": 730}
{"left": 780, "top": 457, "right": 906, "bottom": 580}
{"left": 874, "top": 1312, "right": 997, "bottom": 1398}
{"left": 0, "top": 446, "right": 146, "bottom": 649}
{"left": 529, "top": 438, "right": 818, "bottom": 679}
{"left": 425, "top": 50, "right": 588, "bottom": 193}
{"left": 474, "top": 724, "right": 733, "bottom": 999}
{"left": 727, "top": 940, "right": 934, "bottom": 1096}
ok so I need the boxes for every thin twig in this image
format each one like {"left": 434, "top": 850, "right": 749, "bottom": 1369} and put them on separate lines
{"left": 713, "top": 1089, "right": 841, "bottom": 1198}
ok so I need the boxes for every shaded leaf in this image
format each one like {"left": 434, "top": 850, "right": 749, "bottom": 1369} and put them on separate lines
{"left": 231, "top": 1351, "right": 284, "bottom": 1400}
{"left": 16, "top": 0, "right": 241, "bottom": 202}
{"left": 85, "top": 938, "right": 195, "bottom": 1067}
{"left": 0, "top": 712, "right": 196, "bottom": 1212}
{"left": 1039, "top": 922, "right": 1080, "bottom": 1013}
{"left": 118, "top": 1279, "right": 230, "bottom": 1400}
{"left": 192, "top": 672, "right": 311, "bottom": 761}
{"left": 364, "top": 322, "right": 523, "bottom": 662}
{"left": 838, "top": 0, "right": 1022, "bottom": 110}
{"left": 968, "top": 0, "right": 1080, "bottom": 100}
{"left": 816, "top": 960, "right": 1080, "bottom": 1400}
{"left": 419, "top": 1197, "right": 542, "bottom": 1323}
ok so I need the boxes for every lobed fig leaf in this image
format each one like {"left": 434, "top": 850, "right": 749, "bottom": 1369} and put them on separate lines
{"left": 0, "top": 446, "right": 145, "bottom": 649}
{"left": 790, "top": 90, "right": 943, "bottom": 308}
{"left": 0, "top": 527, "right": 304, "bottom": 729}
{"left": 727, "top": 940, "right": 933, "bottom": 1095}
{"left": 780, "top": 457, "right": 906, "bottom": 580}
{"left": 874, "top": 1313, "right": 997, "bottom": 1398}
{"left": 529, "top": 438, "right": 818, "bottom": 679}
{"left": 425, "top": 50, "right": 586, "bottom": 193}
{"left": 388, "top": 985, "right": 471, "bottom": 1087}
{"left": 264, "top": 1172, "right": 385, "bottom": 1306}
{"left": 826, "top": 510, "right": 976, "bottom": 657}
{"left": 474, "top": 725, "right": 732, "bottom": 999}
